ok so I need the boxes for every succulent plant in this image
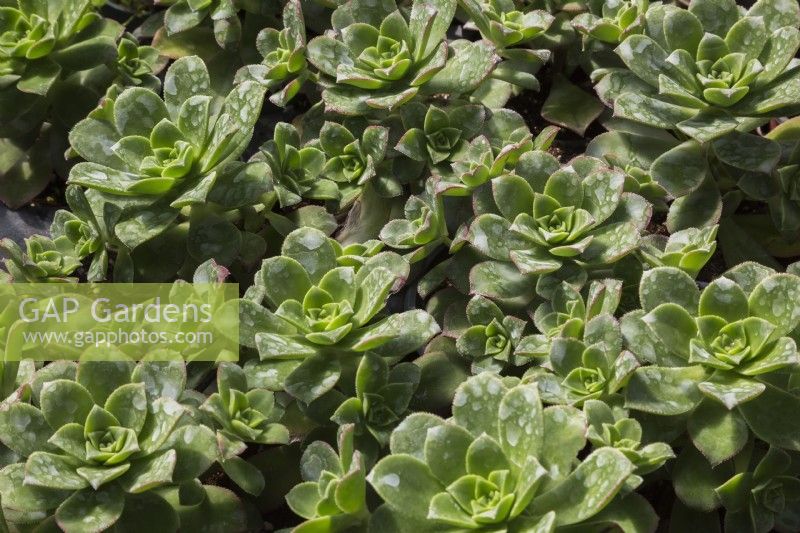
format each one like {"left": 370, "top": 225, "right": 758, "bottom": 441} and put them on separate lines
{"left": 451, "top": 295, "right": 528, "bottom": 373}
{"left": 0, "top": 355, "right": 219, "bottom": 530}
{"left": 459, "top": 0, "right": 553, "bottom": 96}
{"left": 200, "top": 362, "right": 288, "bottom": 495}
{"left": 715, "top": 446, "right": 800, "bottom": 533}
{"left": 252, "top": 121, "right": 335, "bottom": 208}
{"left": 596, "top": 0, "right": 800, "bottom": 142}
{"left": 367, "top": 373, "right": 655, "bottom": 531}
{"left": 331, "top": 352, "right": 420, "bottom": 448}
{"left": 466, "top": 155, "right": 651, "bottom": 277}
{"left": 379, "top": 181, "right": 448, "bottom": 262}
{"left": 637, "top": 225, "right": 718, "bottom": 278}
{"left": 525, "top": 313, "right": 639, "bottom": 406}
{"left": 434, "top": 109, "right": 537, "bottom": 196}
{"left": 0, "top": 0, "right": 127, "bottom": 208}
{"left": 624, "top": 266, "right": 800, "bottom": 463}
{"left": 286, "top": 424, "right": 369, "bottom": 531}
{"left": 237, "top": 0, "right": 309, "bottom": 107}
{"left": 246, "top": 227, "right": 439, "bottom": 403}
{"left": 583, "top": 399, "right": 674, "bottom": 486}
{"left": 0, "top": 235, "right": 81, "bottom": 283}
{"left": 573, "top": 0, "right": 649, "bottom": 45}
{"left": 306, "top": 0, "right": 498, "bottom": 115}
{"left": 514, "top": 279, "right": 623, "bottom": 360}
{"left": 67, "top": 55, "right": 267, "bottom": 276}
{"left": 394, "top": 102, "right": 486, "bottom": 175}
{"left": 317, "top": 121, "right": 391, "bottom": 209}
{"left": 5, "top": 0, "right": 800, "bottom": 528}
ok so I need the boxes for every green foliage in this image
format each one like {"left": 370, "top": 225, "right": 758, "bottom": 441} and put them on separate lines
{"left": 246, "top": 227, "right": 438, "bottom": 403}
{"left": 0, "top": 354, "right": 226, "bottom": 531}
{"left": 466, "top": 155, "right": 651, "bottom": 278}
{"left": 0, "top": 235, "right": 81, "bottom": 282}
{"left": 597, "top": 0, "right": 800, "bottom": 141}
{"left": 4, "top": 0, "right": 800, "bottom": 530}
{"left": 367, "top": 373, "right": 656, "bottom": 530}
{"left": 306, "top": 0, "right": 497, "bottom": 115}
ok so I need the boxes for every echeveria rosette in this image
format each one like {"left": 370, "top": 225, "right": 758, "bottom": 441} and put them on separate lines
{"left": 0, "top": 0, "right": 119, "bottom": 133}
{"left": 68, "top": 56, "right": 266, "bottom": 253}
{"left": 434, "top": 109, "right": 538, "bottom": 196}
{"left": 317, "top": 121, "right": 390, "bottom": 209}
{"left": 516, "top": 279, "right": 623, "bottom": 360}
{"left": 380, "top": 181, "right": 448, "bottom": 262}
{"left": 597, "top": 0, "right": 800, "bottom": 142}
{"left": 237, "top": 0, "right": 309, "bottom": 107}
{"left": 573, "top": 0, "right": 648, "bottom": 45}
{"left": 162, "top": 0, "right": 241, "bottom": 50}
{"left": 583, "top": 399, "right": 674, "bottom": 489}
{"left": 637, "top": 225, "right": 718, "bottom": 278}
{"left": 0, "top": 235, "right": 81, "bottom": 283}
{"left": 331, "top": 352, "right": 420, "bottom": 449}
{"left": 49, "top": 185, "right": 122, "bottom": 282}
{"left": 0, "top": 356, "right": 218, "bottom": 531}
{"left": 585, "top": 128, "right": 674, "bottom": 212}
{"left": 200, "top": 363, "right": 289, "bottom": 496}
{"left": 367, "top": 373, "right": 655, "bottom": 532}
{"left": 453, "top": 295, "right": 528, "bottom": 374}
{"left": 459, "top": 0, "right": 553, "bottom": 93}
{"left": 252, "top": 121, "right": 338, "bottom": 208}
{"left": 394, "top": 102, "right": 486, "bottom": 179}
{"left": 111, "top": 32, "right": 161, "bottom": 87}
{"left": 715, "top": 447, "right": 800, "bottom": 533}
{"left": 286, "top": 424, "right": 369, "bottom": 531}
{"left": 467, "top": 155, "right": 651, "bottom": 278}
{"left": 307, "top": 0, "right": 498, "bottom": 115}
{"left": 525, "top": 313, "right": 640, "bottom": 406}
{"left": 624, "top": 267, "right": 800, "bottom": 464}
{"left": 247, "top": 227, "right": 439, "bottom": 404}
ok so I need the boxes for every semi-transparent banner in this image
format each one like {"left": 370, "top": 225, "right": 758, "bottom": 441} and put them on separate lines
{"left": 0, "top": 283, "right": 239, "bottom": 361}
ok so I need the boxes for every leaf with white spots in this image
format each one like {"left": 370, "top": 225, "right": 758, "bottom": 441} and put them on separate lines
{"left": 423, "top": 423, "right": 472, "bottom": 485}
{"left": 160, "top": 424, "right": 217, "bottom": 483}
{"left": 539, "top": 405, "right": 588, "bottom": 484}
{"left": 359, "top": 310, "right": 441, "bottom": 357}
{"left": 24, "top": 452, "right": 87, "bottom": 490}
{"left": 389, "top": 412, "right": 447, "bottom": 458}
{"left": 39, "top": 380, "right": 94, "bottom": 430}
{"left": 119, "top": 449, "right": 177, "bottom": 493}
{"left": 258, "top": 256, "right": 312, "bottom": 307}
{"left": 639, "top": 267, "right": 700, "bottom": 314}
{"left": 498, "top": 384, "right": 543, "bottom": 468}
{"left": 367, "top": 454, "right": 441, "bottom": 519}
{"left": 0, "top": 402, "right": 53, "bottom": 456}
{"left": 748, "top": 273, "right": 800, "bottom": 335}
{"left": 625, "top": 365, "right": 707, "bottom": 415}
{"left": 284, "top": 355, "right": 342, "bottom": 403}
{"left": 528, "top": 448, "right": 635, "bottom": 526}
{"left": 0, "top": 463, "right": 69, "bottom": 513}
{"left": 113, "top": 88, "right": 169, "bottom": 137}
{"left": 138, "top": 397, "right": 186, "bottom": 454}
{"left": 104, "top": 383, "right": 148, "bottom": 435}
{"left": 162, "top": 56, "right": 212, "bottom": 119}
{"left": 650, "top": 140, "right": 708, "bottom": 198}
{"left": 698, "top": 277, "right": 749, "bottom": 322}
{"left": 452, "top": 373, "right": 508, "bottom": 439}
{"left": 56, "top": 486, "right": 125, "bottom": 533}
{"left": 132, "top": 359, "right": 187, "bottom": 401}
